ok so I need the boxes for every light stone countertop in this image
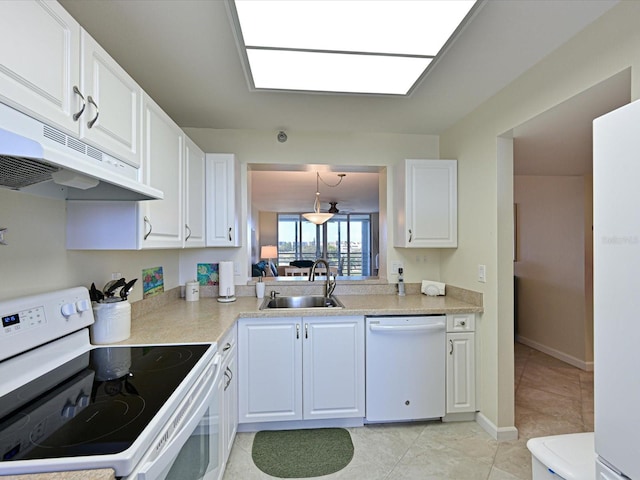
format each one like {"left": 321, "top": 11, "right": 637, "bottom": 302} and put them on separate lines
{"left": 6, "top": 290, "right": 481, "bottom": 480}
{"left": 118, "top": 292, "right": 483, "bottom": 346}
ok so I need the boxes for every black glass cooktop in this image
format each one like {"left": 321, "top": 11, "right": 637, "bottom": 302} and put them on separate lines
{"left": 0, "top": 344, "right": 211, "bottom": 462}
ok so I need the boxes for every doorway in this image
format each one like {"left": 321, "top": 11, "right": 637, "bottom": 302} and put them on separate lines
{"left": 511, "top": 69, "right": 630, "bottom": 370}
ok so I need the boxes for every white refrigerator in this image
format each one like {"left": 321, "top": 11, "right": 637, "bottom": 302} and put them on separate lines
{"left": 593, "top": 98, "right": 640, "bottom": 479}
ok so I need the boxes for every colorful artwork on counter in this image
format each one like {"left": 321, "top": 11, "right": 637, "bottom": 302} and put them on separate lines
{"left": 142, "top": 266, "right": 164, "bottom": 298}
{"left": 197, "top": 263, "right": 219, "bottom": 286}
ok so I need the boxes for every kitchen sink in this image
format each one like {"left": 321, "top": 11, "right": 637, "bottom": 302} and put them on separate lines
{"left": 260, "top": 295, "right": 345, "bottom": 310}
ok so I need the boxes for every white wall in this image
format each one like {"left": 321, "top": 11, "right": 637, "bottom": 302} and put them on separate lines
{"left": 1, "top": 130, "right": 442, "bottom": 302}
{"left": 0, "top": 189, "right": 180, "bottom": 302}
{"left": 514, "top": 175, "right": 591, "bottom": 368}
{"left": 439, "top": 1, "right": 640, "bottom": 435}
{"left": 182, "top": 128, "right": 442, "bottom": 284}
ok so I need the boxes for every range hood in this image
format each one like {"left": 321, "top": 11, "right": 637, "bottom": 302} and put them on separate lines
{"left": 0, "top": 102, "right": 162, "bottom": 201}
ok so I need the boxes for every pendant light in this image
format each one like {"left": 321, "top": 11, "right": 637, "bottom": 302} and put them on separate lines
{"left": 302, "top": 172, "right": 345, "bottom": 225}
{"left": 302, "top": 172, "right": 333, "bottom": 225}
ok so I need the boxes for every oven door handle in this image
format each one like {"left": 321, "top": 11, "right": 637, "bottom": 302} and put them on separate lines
{"left": 129, "top": 353, "right": 222, "bottom": 480}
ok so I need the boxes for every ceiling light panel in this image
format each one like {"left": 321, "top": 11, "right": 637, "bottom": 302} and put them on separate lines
{"left": 247, "top": 49, "right": 432, "bottom": 95}
{"left": 232, "top": 0, "right": 476, "bottom": 95}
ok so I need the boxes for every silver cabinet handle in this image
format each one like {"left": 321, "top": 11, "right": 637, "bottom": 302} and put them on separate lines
{"left": 87, "top": 95, "right": 99, "bottom": 128}
{"left": 228, "top": 227, "right": 232, "bottom": 242}
{"left": 449, "top": 339, "right": 454, "bottom": 355}
{"left": 305, "top": 323, "right": 309, "bottom": 339}
{"left": 185, "top": 224, "right": 192, "bottom": 241}
{"left": 143, "top": 216, "right": 152, "bottom": 240}
{"left": 222, "top": 342, "right": 231, "bottom": 352}
{"left": 296, "top": 324, "right": 300, "bottom": 339}
{"left": 408, "top": 229, "right": 413, "bottom": 243}
{"left": 224, "top": 366, "right": 233, "bottom": 391}
{"left": 72, "top": 86, "right": 86, "bottom": 121}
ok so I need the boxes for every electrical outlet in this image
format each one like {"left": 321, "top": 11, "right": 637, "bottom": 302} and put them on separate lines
{"left": 233, "top": 262, "right": 240, "bottom": 275}
{"left": 478, "top": 264, "right": 486, "bottom": 283}
{"left": 111, "top": 272, "right": 122, "bottom": 280}
{"left": 391, "top": 261, "right": 403, "bottom": 274}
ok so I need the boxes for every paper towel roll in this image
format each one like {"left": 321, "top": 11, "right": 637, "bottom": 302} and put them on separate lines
{"left": 218, "top": 261, "right": 236, "bottom": 302}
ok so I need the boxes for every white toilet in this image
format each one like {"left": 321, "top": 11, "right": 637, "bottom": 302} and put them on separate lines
{"left": 526, "top": 432, "right": 595, "bottom": 480}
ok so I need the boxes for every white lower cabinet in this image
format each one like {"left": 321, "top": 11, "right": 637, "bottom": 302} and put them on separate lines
{"left": 238, "top": 316, "right": 365, "bottom": 425}
{"left": 220, "top": 324, "right": 237, "bottom": 467}
{"left": 445, "top": 314, "right": 476, "bottom": 414}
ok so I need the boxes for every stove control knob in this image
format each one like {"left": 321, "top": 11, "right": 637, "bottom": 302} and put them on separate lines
{"left": 76, "top": 393, "right": 90, "bottom": 408}
{"left": 76, "top": 299, "right": 91, "bottom": 313}
{"left": 61, "top": 303, "right": 77, "bottom": 318}
{"left": 61, "top": 401, "right": 76, "bottom": 418}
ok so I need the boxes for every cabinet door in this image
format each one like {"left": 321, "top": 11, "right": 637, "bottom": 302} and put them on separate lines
{"left": 302, "top": 316, "right": 365, "bottom": 420}
{"left": 80, "top": 30, "right": 142, "bottom": 167}
{"left": 446, "top": 332, "right": 475, "bottom": 413}
{"left": 184, "top": 138, "right": 206, "bottom": 247}
{"left": 395, "top": 159, "right": 457, "bottom": 248}
{"left": 140, "top": 95, "right": 184, "bottom": 248}
{"left": 0, "top": 0, "right": 80, "bottom": 134}
{"left": 205, "top": 154, "right": 241, "bottom": 247}
{"left": 238, "top": 318, "right": 302, "bottom": 423}
{"left": 223, "top": 344, "right": 238, "bottom": 462}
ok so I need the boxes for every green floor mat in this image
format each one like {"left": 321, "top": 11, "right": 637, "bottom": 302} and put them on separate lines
{"left": 251, "top": 428, "right": 354, "bottom": 478}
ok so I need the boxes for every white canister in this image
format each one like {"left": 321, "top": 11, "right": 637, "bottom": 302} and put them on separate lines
{"left": 91, "top": 300, "right": 131, "bottom": 344}
{"left": 186, "top": 281, "right": 200, "bottom": 301}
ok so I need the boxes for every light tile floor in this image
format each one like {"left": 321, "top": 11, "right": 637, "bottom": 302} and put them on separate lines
{"left": 222, "top": 342, "right": 594, "bottom": 480}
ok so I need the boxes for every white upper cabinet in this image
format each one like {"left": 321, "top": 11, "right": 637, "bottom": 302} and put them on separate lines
{"left": 184, "top": 137, "right": 206, "bottom": 248}
{"left": 139, "top": 94, "right": 184, "bottom": 248}
{"left": 206, "top": 153, "right": 242, "bottom": 247}
{"left": 0, "top": 1, "right": 142, "bottom": 167}
{"left": 394, "top": 159, "right": 457, "bottom": 248}
{"left": 0, "top": 1, "right": 80, "bottom": 132}
{"left": 66, "top": 94, "right": 185, "bottom": 250}
{"left": 79, "top": 31, "right": 142, "bottom": 168}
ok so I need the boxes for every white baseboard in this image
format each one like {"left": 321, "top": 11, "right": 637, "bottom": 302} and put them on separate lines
{"left": 238, "top": 417, "right": 364, "bottom": 433}
{"left": 516, "top": 335, "right": 594, "bottom": 371}
{"left": 475, "top": 412, "right": 518, "bottom": 441}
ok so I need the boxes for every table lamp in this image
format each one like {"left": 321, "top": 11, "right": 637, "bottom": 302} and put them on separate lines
{"left": 260, "top": 245, "right": 277, "bottom": 276}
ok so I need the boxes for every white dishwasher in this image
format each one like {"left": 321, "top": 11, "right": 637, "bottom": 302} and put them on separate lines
{"left": 365, "top": 315, "right": 446, "bottom": 422}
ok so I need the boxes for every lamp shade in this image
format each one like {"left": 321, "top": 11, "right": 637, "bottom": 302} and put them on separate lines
{"left": 302, "top": 212, "right": 333, "bottom": 224}
{"left": 260, "top": 245, "right": 277, "bottom": 259}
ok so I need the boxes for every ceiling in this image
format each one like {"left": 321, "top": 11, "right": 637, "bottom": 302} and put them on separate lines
{"left": 250, "top": 167, "right": 380, "bottom": 214}
{"left": 58, "top": 0, "right": 622, "bottom": 210}
{"left": 59, "top": 0, "right": 618, "bottom": 135}
{"left": 514, "top": 68, "right": 630, "bottom": 176}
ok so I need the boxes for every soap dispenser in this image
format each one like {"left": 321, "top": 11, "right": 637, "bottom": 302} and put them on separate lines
{"left": 397, "top": 267, "right": 405, "bottom": 296}
{"left": 256, "top": 273, "right": 265, "bottom": 299}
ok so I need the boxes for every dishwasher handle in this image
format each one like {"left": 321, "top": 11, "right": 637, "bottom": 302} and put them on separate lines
{"left": 369, "top": 322, "right": 445, "bottom": 333}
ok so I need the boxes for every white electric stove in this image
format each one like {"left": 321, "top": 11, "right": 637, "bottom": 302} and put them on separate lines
{"left": 0, "top": 287, "right": 222, "bottom": 479}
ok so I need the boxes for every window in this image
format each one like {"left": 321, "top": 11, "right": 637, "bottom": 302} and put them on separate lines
{"left": 278, "top": 213, "right": 372, "bottom": 276}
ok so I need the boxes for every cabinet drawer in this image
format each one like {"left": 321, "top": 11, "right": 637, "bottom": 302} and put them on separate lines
{"left": 446, "top": 314, "right": 475, "bottom": 332}
{"left": 220, "top": 323, "right": 237, "bottom": 357}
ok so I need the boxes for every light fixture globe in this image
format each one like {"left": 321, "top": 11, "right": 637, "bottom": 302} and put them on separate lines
{"left": 303, "top": 174, "right": 333, "bottom": 225}
{"left": 303, "top": 212, "right": 333, "bottom": 224}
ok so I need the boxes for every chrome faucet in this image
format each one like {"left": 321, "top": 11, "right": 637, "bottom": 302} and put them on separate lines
{"left": 308, "top": 259, "right": 336, "bottom": 297}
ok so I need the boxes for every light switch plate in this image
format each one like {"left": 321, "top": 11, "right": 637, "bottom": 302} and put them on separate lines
{"left": 478, "top": 264, "right": 486, "bottom": 283}
{"left": 391, "top": 261, "right": 403, "bottom": 274}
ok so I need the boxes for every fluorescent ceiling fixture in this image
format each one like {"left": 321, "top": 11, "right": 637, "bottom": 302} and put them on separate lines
{"left": 248, "top": 50, "right": 431, "bottom": 95}
{"left": 232, "top": 0, "right": 476, "bottom": 95}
